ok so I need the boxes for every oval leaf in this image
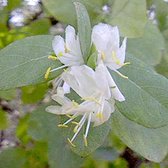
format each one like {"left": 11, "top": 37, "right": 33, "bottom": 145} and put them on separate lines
{"left": 110, "top": 54, "right": 168, "bottom": 128}
{"left": 0, "top": 35, "right": 62, "bottom": 90}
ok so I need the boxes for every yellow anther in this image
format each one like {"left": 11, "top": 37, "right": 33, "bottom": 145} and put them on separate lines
{"left": 72, "top": 100, "right": 79, "bottom": 107}
{"left": 58, "top": 124, "right": 68, "bottom": 128}
{"left": 44, "top": 67, "right": 51, "bottom": 79}
{"left": 83, "top": 136, "right": 88, "bottom": 147}
{"left": 71, "top": 121, "right": 79, "bottom": 125}
{"left": 63, "top": 68, "right": 68, "bottom": 72}
{"left": 58, "top": 52, "right": 63, "bottom": 57}
{"left": 123, "top": 62, "right": 131, "bottom": 66}
{"left": 67, "top": 138, "right": 76, "bottom": 147}
{"left": 73, "top": 126, "right": 78, "bottom": 133}
{"left": 48, "top": 55, "right": 58, "bottom": 60}
{"left": 101, "top": 52, "right": 106, "bottom": 60}
{"left": 96, "top": 112, "right": 103, "bottom": 119}
{"left": 66, "top": 114, "right": 73, "bottom": 118}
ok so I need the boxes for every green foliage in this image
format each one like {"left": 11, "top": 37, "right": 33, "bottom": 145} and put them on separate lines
{"left": 0, "top": 108, "right": 8, "bottom": 130}
{"left": 112, "top": 109, "right": 168, "bottom": 162}
{"left": 42, "top": 0, "right": 106, "bottom": 26}
{"left": 21, "top": 83, "right": 48, "bottom": 104}
{"left": 74, "top": 2, "right": 91, "bottom": 61}
{"left": 0, "top": 0, "right": 168, "bottom": 167}
{"left": 127, "top": 21, "right": 165, "bottom": 65}
{"left": 0, "top": 89, "right": 16, "bottom": 100}
{"left": 0, "top": 35, "right": 62, "bottom": 90}
{"left": 111, "top": 54, "right": 168, "bottom": 128}
{"left": 27, "top": 106, "right": 83, "bottom": 168}
{"left": 87, "top": 44, "right": 98, "bottom": 69}
{"left": 106, "top": 0, "right": 147, "bottom": 38}
{"left": 0, "top": 148, "right": 26, "bottom": 168}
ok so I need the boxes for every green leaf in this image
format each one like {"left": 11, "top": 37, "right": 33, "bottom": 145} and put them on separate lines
{"left": 74, "top": 2, "right": 91, "bottom": 61}
{"left": 28, "top": 106, "right": 83, "bottom": 168}
{"left": 69, "top": 117, "right": 111, "bottom": 156}
{"left": 0, "top": 148, "right": 26, "bottom": 168}
{"left": 0, "top": 89, "right": 16, "bottom": 100}
{"left": 106, "top": 0, "right": 147, "bottom": 38}
{"left": 21, "top": 83, "right": 48, "bottom": 104}
{"left": 112, "top": 109, "right": 168, "bottom": 162}
{"left": 127, "top": 21, "right": 165, "bottom": 65}
{"left": 42, "top": 0, "right": 106, "bottom": 26}
{"left": 21, "top": 18, "right": 51, "bottom": 35}
{"left": 7, "top": 0, "right": 21, "bottom": 11}
{"left": 0, "top": 109, "right": 8, "bottom": 130}
{"left": 110, "top": 54, "right": 168, "bottom": 128}
{"left": 0, "top": 35, "right": 62, "bottom": 90}
{"left": 87, "top": 44, "right": 98, "bottom": 69}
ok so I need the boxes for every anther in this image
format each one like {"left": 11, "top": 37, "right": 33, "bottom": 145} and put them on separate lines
{"left": 48, "top": 55, "right": 58, "bottom": 60}
{"left": 44, "top": 67, "right": 51, "bottom": 79}
{"left": 83, "top": 135, "right": 88, "bottom": 147}
{"left": 67, "top": 138, "right": 76, "bottom": 147}
{"left": 58, "top": 124, "right": 68, "bottom": 128}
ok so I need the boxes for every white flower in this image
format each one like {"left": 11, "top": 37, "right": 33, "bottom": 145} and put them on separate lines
{"left": 52, "top": 25, "right": 84, "bottom": 66}
{"left": 45, "top": 25, "right": 84, "bottom": 79}
{"left": 46, "top": 65, "right": 115, "bottom": 147}
{"left": 91, "top": 23, "right": 129, "bottom": 101}
{"left": 92, "top": 23, "right": 128, "bottom": 71}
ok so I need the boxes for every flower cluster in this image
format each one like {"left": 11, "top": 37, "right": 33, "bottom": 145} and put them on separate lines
{"left": 45, "top": 23, "right": 129, "bottom": 147}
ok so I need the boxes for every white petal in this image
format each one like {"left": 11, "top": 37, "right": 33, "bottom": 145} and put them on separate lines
{"left": 63, "top": 65, "right": 98, "bottom": 98}
{"left": 46, "top": 105, "right": 63, "bottom": 114}
{"left": 58, "top": 53, "right": 83, "bottom": 66}
{"left": 92, "top": 23, "right": 120, "bottom": 53}
{"left": 93, "top": 101, "right": 112, "bottom": 126}
{"left": 52, "top": 87, "right": 71, "bottom": 105}
{"left": 63, "top": 82, "right": 70, "bottom": 94}
{"left": 95, "top": 62, "right": 111, "bottom": 99}
{"left": 103, "top": 66, "right": 125, "bottom": 101}
{"left": 52, "top": 36, "right": 65, "bottom": 55}
{"left": 65, "top": 25, "right": 76, "bottom": 50}
{"left": 65, "top": 25, "right": 84, "bottom": 64}
{"left": 117, "top": 38, "right": 127, "bottom": 64}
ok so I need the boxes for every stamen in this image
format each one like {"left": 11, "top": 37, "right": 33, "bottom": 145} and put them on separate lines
{"left": 58, "top": 124, "right": 68, "bottom": 128}
{"left": 48, "top": 55, "right": 58, "bottom": 60}
{"left": 71, "top": 121, "right": 79, "bottom": 125}
{"left": 111, "top": 86, "right": 116, "bottom": 89}
{"left": 67, "top": 138, "right": 76, "bottom": 147}
{"left": 84, "top": 113, "right": 92, "bottom": 147}
{"left": 44, "top": 67, "right": 51, "bottom": 79}
{"left": 50, "top": 65, "right": 68, "bottom": 72}
{"left": 123, "top": 62, "right": 131, "bottom": 66}
{"left": 83, "top": 136, "right": 88, "bottom": 147}
{"left": 69, "top": 114, "right": 87, "bottom": 145}
{"left": 73, "top": 125, "right": 78, "bottom": 133}
{"left": 115, "top": 70, "right": 128, "bottom": 79}
{"left": 66, "top": 114, "right": 73, "bottom": 118}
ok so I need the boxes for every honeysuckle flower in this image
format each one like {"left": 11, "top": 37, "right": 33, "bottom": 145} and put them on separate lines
{"left": 44, "top": 25, "right": 84, "bottom": 79}
{"left": 92, "top": 23, "right": 129, "bottom": 73}
{"left": 91, "top": 23, "right": 129, "bottom": 101}
{"left": 46, "top": 64, "right": 115, "bottom": 147}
